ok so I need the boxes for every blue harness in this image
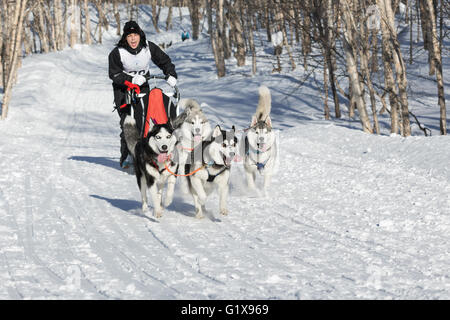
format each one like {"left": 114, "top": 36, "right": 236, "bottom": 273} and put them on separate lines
{"left": 245, "top": 137, "right": 269, "bottom": 172}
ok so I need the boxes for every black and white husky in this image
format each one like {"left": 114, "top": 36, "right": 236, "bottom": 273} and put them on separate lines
{"left": 123, "top": 115, "right": 178, "bottom": 217}
{"left": 240, "top": 86, "right": 277, "bottom": 191}
{"left": 186, "top": 125, "right": 238, "bottom": 219}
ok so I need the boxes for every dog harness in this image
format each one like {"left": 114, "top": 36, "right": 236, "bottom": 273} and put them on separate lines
{"left": 244, "top": 136, "right": 271, "bottom": 173}
{"left": 206, "top": 162, "right": 229, "bottom": 182}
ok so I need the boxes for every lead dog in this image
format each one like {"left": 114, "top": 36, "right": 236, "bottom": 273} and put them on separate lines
{"left": 240, "top": 86, "right": 277, "bottom": 191}
{"left": 186, "top": 125, "right": 238, "bottom": 218}
{"left": 123, "top": 115, "right": 178, "bottom": 217}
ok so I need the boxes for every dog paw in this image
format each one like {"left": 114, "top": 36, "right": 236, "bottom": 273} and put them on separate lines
{"left": 220, "top": 208, "right": 228, "bottom": 216}
{"left": 195, "top": 208, "right": 204, "bottom": 219}
{"left": 163, "top": 198, "right": 173, "bottom": 208}
{"left": 155, "top": 210, "right": 163, "bottom": 218}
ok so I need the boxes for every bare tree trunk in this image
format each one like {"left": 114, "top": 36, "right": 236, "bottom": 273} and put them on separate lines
{"left": 425, "top": 0, "right": 446, "bottom": 134}
{"left": 340, "top": 0, "right": 372, "bottom": 133}
{"left": 208, "top": 0, "right": 226, "bottom": 78}
{"left": 229, "top": 0, "right": 246, "bottom": 66}
{"left": 370, "top": 29, "right": 379, "bottom": 72}
{"left": 246, "top": 5, "right": 257, "bottom": 75}
{"left": 322, "top": 46, "right": 330, "bottom": 120}
{"left": 95, "top": 0, "right": 108, "bottom": 44}
{"left": 151, "top": 0, "right": 161, "bottom": 33}
{"left": 360, "top": 31, "right": 380, "bottom": 134}
{"left": 2, "top": 0, "right": 19, "bottom": 89}
{"left": 54, "top": 0, "right": 64, "bottom": 50}
{"left": 188, "top": 0, "right": 200, "bottom": 39}
{"left": 0, "top": 6, "right": 3, "bottom": 88}
{"left": 377, "top": 0, "right": 400, "bottom": 134}
{"left": 1, "top": 0, "right": 11, "bottom": 88}
{"left": 302, "top": 0, "right": 312, "bottom": 70}
{"left": 409, "top": 0, "right": 413, "bottom": 64}
{"left": 382, "top": 0, "right": 411, "bottom": 136}
{"left": 41, "top": 1, "right": 57, "bottom": 51}
{"left": 326, "top": 0, "right": 340, "bottom": 118}
{"left": 84, "top": 0, "right": 92, "bottom": 45}
{"left": 64, "top": 0, "right": 70, "bottom": 48}
{"left": 2, "top": 0, "right": 28, "bottom": 120}
{"left": 280, "top": 14, "right": 296, "bottom": 70}
{"left": 113, "top": 0, "right": 121, "bottom": 36}
{"left": 70, "top": 0, "right": 79, "bottom": 48}
{"left": 222, "top": 0, "right": 231, "bottom": 59}
{"left": 419, "top": 0, "right": 435, "bottom": 75}
{"left": 34, "top": 3, "right": 50, "bottom": 53}
{"left": 23, "top": 19, "right": 33, "bottom": 56}
{"left": 166, "top": 2, "right": 173, "bottom": 31}
{"left": 128, "top": 0, "right": 135, "bottom": 21}
{"left": 439, "top": 0, "right": 443, "bottom": 53}
{"left": 264, "top": 4, "right": 271, "bottom": 43}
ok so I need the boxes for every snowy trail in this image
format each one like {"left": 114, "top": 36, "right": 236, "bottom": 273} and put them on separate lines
{"left": 1, "top": 15, "right": 450, "bottom": 299}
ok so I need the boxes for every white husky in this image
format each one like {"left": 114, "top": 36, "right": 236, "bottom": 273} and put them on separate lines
{"left": 173, "top": 98, "right": 212, "bottom": 176}
{"left": 240, "top": 86, "right": 277, "bottom": 191}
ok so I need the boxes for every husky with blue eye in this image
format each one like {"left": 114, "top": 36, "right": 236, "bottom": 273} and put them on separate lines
{"left": 240, "top": 86, "right": 277, "bottom": 191}
{"left": 185, "top": 125, "right": 238, "bottom": 219}
{"left": 123, "top": 115, "right": 178, "bottom": 218}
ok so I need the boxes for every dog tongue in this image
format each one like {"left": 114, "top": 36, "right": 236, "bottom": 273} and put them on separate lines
{"left": 194, "top": 135, "right": 202, "bottom": 143}
{"left": 233, "top": 155, "right": 242, "bottom": 162}
{"left": 157, "top": 153, "right": 170, "bottom": 163}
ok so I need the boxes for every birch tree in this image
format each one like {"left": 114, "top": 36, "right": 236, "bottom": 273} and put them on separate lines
{"left": 54, "top": 0, "right": 64, "bottom": 50}
{"left": 83, "top": 0, "right": 92, "bottom": 45}
{"left": 229, "top": 0, "right": 246, "bottom": 66}
{"left": 340, "top": 0, "right": 372, "bottom": 133}
{"left": 188, "top": 0, "right": 200, "bottom": 40}
{"left": 425, "top": 0, "right": 446, "bottom": 134}
{"left": 1, "top": 0, "right": 28, "bottom": 120}
{"left": 70, "top": 0, "right": 79, "bottom": 48}
{"left": 378, "top": 0, "right": 411, "bottom": 136}
{"left": 207, "top": 0, "right": 226, "bottom": 78}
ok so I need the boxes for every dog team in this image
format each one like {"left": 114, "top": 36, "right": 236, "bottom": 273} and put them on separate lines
{"left": 122, "top": 85, "right": 277, "bottom": 219}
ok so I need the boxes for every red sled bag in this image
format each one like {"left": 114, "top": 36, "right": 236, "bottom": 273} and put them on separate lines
{"left": 141, "top": 88, "right": 177, "bottom": 138}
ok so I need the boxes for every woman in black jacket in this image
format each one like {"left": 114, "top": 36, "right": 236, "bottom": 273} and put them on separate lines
{"left": 108, "top": 20, "right": 177, "bottom": 168}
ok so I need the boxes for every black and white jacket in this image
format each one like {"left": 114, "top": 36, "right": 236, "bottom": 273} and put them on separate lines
{"left": 108, "top": 40, "right": 177, "bottom": 89}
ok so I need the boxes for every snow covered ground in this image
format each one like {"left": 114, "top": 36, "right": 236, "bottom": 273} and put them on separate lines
{"left": 0, "top": 6, "right": 449, "bottom": 299}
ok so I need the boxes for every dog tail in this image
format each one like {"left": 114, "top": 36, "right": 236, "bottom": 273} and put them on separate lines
{"left": 123, "top": 115, "right": 140, "bottom": 158}
{"left": 254, "top": 85, "right": 271, "bottom": 121}
{"left": 180, "top": 98, "right": 201, "bottom": 112}
{"left": 173, "top": 98, "right": 201, "bottom": 129}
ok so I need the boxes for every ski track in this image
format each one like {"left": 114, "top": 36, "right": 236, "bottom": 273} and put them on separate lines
{"left": 1, "top": 10, "right": 449, "bottom": 299}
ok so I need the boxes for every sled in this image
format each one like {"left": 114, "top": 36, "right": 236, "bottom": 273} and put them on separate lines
{"left": 121, "top": 75, "right": 180, "bottom": 138}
